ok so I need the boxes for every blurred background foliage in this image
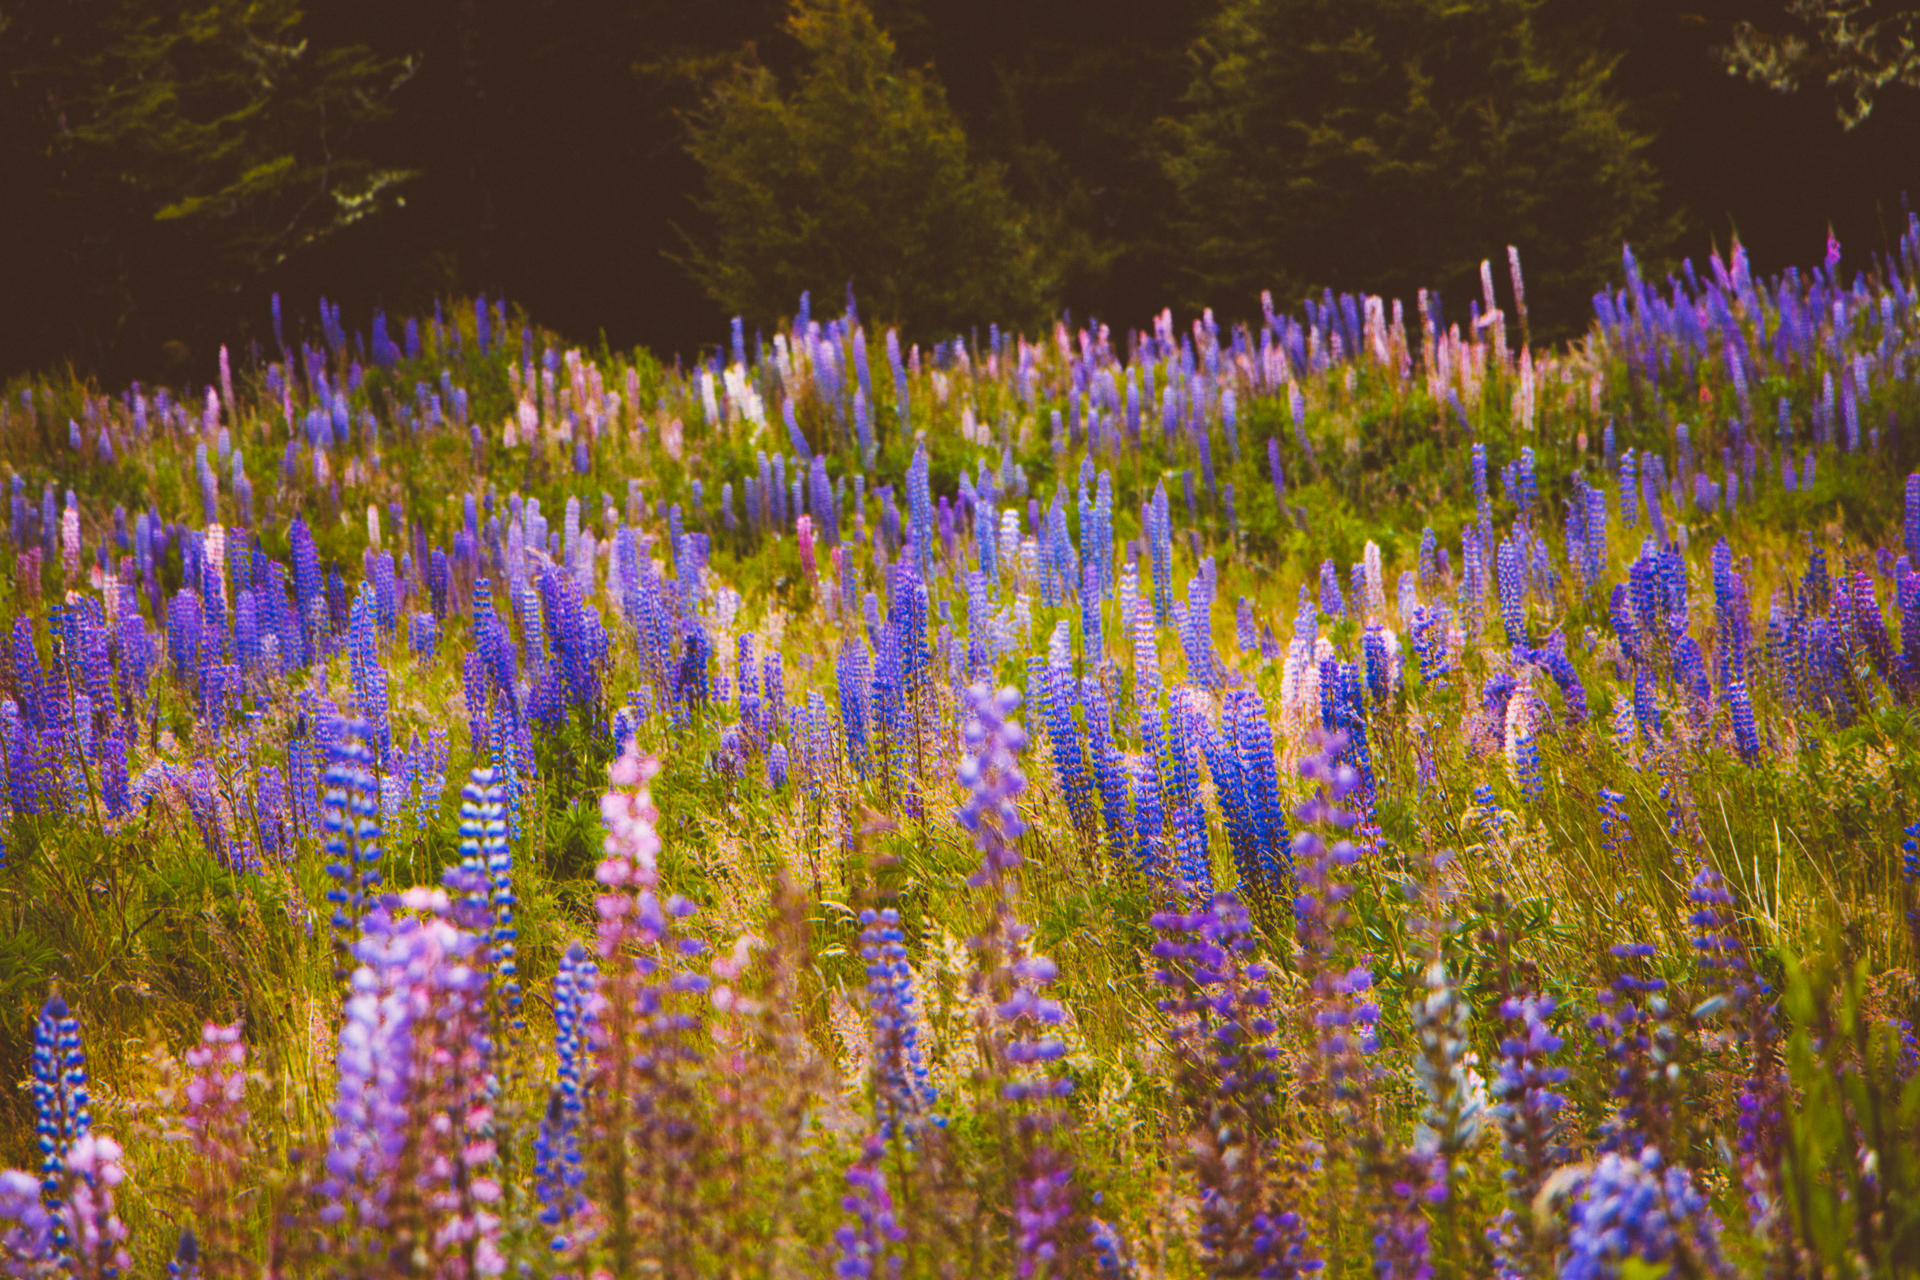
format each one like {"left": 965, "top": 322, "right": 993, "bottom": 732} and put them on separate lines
{"left": 4, "top": 0, "right": 1920, "bottom": 381}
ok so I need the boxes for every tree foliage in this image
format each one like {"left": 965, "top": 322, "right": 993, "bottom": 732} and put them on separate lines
{"left": 12, "top": 0, "right": 1920, "bottom": 383}
{"left": 1160, "top": 0, "right": 1673, "bottom": 338}
{"left": 0, "top": 0, "right": 409, "bottom": 376}
{"left": 869, "top": 0, "right": 1209, "bottom": 331}
{"left": 1724, "top": 0, "right": 1920, "bottom": 129}
{"left": 683, "top": 0, "right": 1051, "bottom": 339}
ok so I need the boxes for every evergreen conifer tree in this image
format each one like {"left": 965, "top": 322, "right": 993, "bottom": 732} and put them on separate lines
{"left": 684, "top": 0, "right": 1050, "bottom": 337}
{"left": 1161, "top": 0, "right": 1671, "bottom": 337}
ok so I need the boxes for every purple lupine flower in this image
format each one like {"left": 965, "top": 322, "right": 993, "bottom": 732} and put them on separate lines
{"left": 286, "top": 726, "right": 319, "bottom": 840}
{"left": 0, "top": 1168, "right": 55, "bottom": 1270}
{"left": 1179, "top": 567, "right": 1222, "bottom": 689}
{"left": 1039, "top": 624, "right": 1095, "bottom": 834}
{"left": 535, "top": 943, "right": 598, "bottom": 1256}
{"left": 1905, "top": 473, "right": 1919, "bottom": 568}
{"left": 1460, "top": 530, "right": 1488, "bottom": 637}
{"left": 1148, "top": 482, "right": 1173, "bottom": 625}
{"left": 320, "top": 888, "right": 499, "bottom": 1270}
{"left": 378, "top": 750, "right": 407, "bottom": 830}
{"left": 182, "top": 758, "right": 243, "bottom": 870}
{"left": 585, "top": 746, "right": 709, "bottom": 1271}
{"left": 857, "top": 906, "right": 935, "bottom": 1134}
{"left": 1326, "top": 662, "right": 1374, "bottom": 806}
{"left": 1236, "top": 597, "right": 1258, "bottom": 654}
{"left": 1471, "top": 442, "right": 1492, "bottom": 543}
{"left": 1150, "top": 892, "right": 1312, "bottom": 1276}
{"left": 837, "top": 638, "right": 872, "bottom": 774}
{"left": 1369, "top": 1153, "right": 1442, "bottom": 1280}
{"left": 457, "top": 766, "right": 520, "bottom": 1024}
{"left": 1727, "top": 677, "right": 1761, "bottom": 762}
{"left": 1631, "top": 664, "right": 1663, "bottom": 740}
{"left": 1486, "top": 989, "right": 1569, "bottom": 1276}
{"left": 887, "top": 326, "right": 909, "bottom": 425}
{"left": 1519, "top": 640, "right": 1586, "bottom": 725}
{"left": 762, "top": 650, "right": 786, "bottom": 734}
{"left": 1082, "top": 677, "right": 1140, "bottom": 872}
{"left": 1080, "top": 563, "right": 1104, "bottom": 663}
{"left": 1684, "top": 861, "right": 1756, "bottom": 1024}
{"left": 254, "top": 766, "right": 291, "bottom": 861}
{"left": 1225, "top": 688, "right": 1290, "bottom": 895}
{"left": 1598, "top": 788, "right": 1630, "bottom": 859}
{"left": 906, "top": 445, "right": 933, "bottom": 582}
{"left": 407, "top": 612, "right": 437, "bottom": 661}
{"left": 833, "top": 1134, "right": 905, "bottom": 1278}
{"left": 320, "top": 718, "right": 383, "bottom": 968}
{"left": 1510, "top": 714, "right": 1544, "bottom": 800}
{"left": 166, "top": 590, "right": 203, "bottom": 691}
{"left": 1672, "top": 634, "right": 1710, "bottom": 709}
{"left": 1496, "top": 536, "right": 1527, "bottom": 645}
{"left": 1198, "top": 709, "right": 1266, "bottom": 910}
{"left": 288, "top": 515, "right": 323, "bottom": 660}
{"left": 428, "top": 548, "right": 451, "bottom": 619}
{"left": 31, "top": 993, "right": 92, "bottom": 1255}
{"left": 1162, "top": 689, "right": 1213, "bottom": 895}
{"left": 1515, "top": 445, "right": 1538, "bottom": 514}
{"left": 957, "top": 682, "right": 1095, "bottom": 1274}
{"left": 1088, "top": 1215, "right": 1136, "bottom": 1276}
{"left": 1410, "top": 604, "right": 1452, "bottom": 687}
{"left": 1560, "top": 1148, "right": 1728, "bottom": 1280}
{"left": 1318, "top": 559, "right": 1344, "bottom": 620}
{"left": 1291, "top": 731, "right": 1377, "bottom": 1045}
{"left": 959, "top": 684, "right": 1027, "bottom": 884}
{"left": 1589, "top": 943, "right": 1676, "bottom": 1153}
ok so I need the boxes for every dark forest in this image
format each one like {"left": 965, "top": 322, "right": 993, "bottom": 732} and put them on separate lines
{"left": 4, "top": 0, "right": 1918, "bottom": 381}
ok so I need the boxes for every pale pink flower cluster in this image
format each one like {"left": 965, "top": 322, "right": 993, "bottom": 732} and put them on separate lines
{"left": 594, "top": 747, "right": 664, "bottom": 959}
{"left": 183, "top": 1021, "right": 247, "bottom": 1122}
{"left": 797, "top": 515, "right": 817, "bottom": 582}
{"left": 60, "top": 502, "right": 79, "bottom": 582}
{"left": 62, "top": 1135, "right": 130, "bottom": 1279}
{"left": 325, "top": 892, "right": 504, "bottom": 1275}
{"left": 709, "top": 934, "right": 764, "bottom": 1017}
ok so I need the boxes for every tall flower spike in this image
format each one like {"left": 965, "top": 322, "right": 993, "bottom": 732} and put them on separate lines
{"left": 319, "top": 888, "right": 499, "bottom": 1266}
{"left": 957, "top": 681, "right": 1095, "bottom": 1274}
{"left": 321, "top": 718, "right": 383, "bottom": 971}
{"left": 587, "top": 744, "right": 708, "bottom": 1274}
{"left": 858, "top": 906, "right": 936, "bottom": 1135}
{"left": 536, "top": 943, "right": 599, "bottom": 1256}
{"left": 1412, "top": 959, "right": 1488, "bottom": 1162}
{"left": 833, "top": 1134, "right": 905, "bottom": 1279}
{"left": 1487, "top": 991, "right": 1569, "bottom": 1278}
{"left": 60, "top": 1134, "right": 131, "bottom": 1280}
{"left": 458, "top": 767, "right": 520, "bottom": 1025}
{"left": 482, "top": 772, "right": 521, "bottom": 1027}
{"left": 1905, "top": 472, "right": 1919, "bottom": 568}
{"left": 1599, "top": 788, "right": 1631, "bottom": 859}
{"left": 1150, "top": 893, "right": 1311, "bottom": 1276}
{"left": 180, "top": 1023, "right": 247, "bottom": 1276}
{"left": 31, "top": 993, "right": 92, "bottom": 1253}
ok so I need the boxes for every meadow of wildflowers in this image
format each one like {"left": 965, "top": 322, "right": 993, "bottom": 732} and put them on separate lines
{"left": 1, "top": 227, "right": 1919, "bottom": 1279}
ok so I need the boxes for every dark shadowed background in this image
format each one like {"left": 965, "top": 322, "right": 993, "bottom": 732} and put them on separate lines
{"left": 3, "top": 0, "right": 1917, "bottom": 383}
